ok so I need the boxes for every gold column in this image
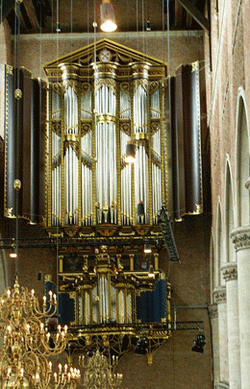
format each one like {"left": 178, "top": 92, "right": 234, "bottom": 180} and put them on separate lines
{"left": 116, "top": 81, "right": 121, "bottom": 226}
{"left": 148, "top": 82, "right": 153, "bottom": 225}
{"left": 59, "top": 255, "right": 63, "bottom": 273}
{"left": 61, "top": 82, "right": 65, "bottom": 227}
{"left": 47, "top": 84, "right": 53, "bottom": 227}
{"left": 84, "top": 290, "right": 90, "bottom": 324}
{"left": 78, "top": 80, "right": 82, "bottom": 226}
{"left": 131, "top": 79, "right": 135, "bottom": 225}
{"left": 92, "top": 80, "right": 96, "bottom": 225}
{"left": 119, "top": 290, "right": 124, "bottom": 323}
{"left": 129, "top": 254, "right": 134, "bottom": 271}
{"left": 154, "top": 253, "right": 159, "bottom": 271}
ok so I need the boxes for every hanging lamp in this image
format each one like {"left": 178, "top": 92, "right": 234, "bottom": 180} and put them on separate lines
{"left": 100, "top": 0, "right": 117, "bottom": 32}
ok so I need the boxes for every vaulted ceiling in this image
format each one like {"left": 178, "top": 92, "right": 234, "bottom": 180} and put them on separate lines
{"left": 1, "top": 0, "right": 209, "bottom": 35}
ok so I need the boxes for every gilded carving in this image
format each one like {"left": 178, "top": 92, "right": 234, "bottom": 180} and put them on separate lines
{"left": 151, "top": 121, "right": 160, "bottom": 134}
{"left": 120, "top": 82, "right": 130, "bottom": 94}
{"left": 133, "top": 79, "right": 148, "bottom": 92}
{"left": 120, "top": 121, "right": 131, "bottom": 136}
{"left": 149, "top": 81, "right": 159, "bottom": 93}
{"left": 95, "top": 78, "right": 116, "bottom": 94}
{"left": 5, "top": 207, "right": 14, "bottom": 218}
{"left": 52, "top": 120, "right": 62, "bottom": 135}
{"left": 81, "top": 122, "right": 92, "bottom": 135}
{"left": 51, "top": 82, "right": 65, "bottom": 96}
{"left": 81, "top": 82, "right": 91, "bottom": 95}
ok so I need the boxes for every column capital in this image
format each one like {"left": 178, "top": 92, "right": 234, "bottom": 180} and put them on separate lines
{"left": 231, "top": 226, "right": 250, "bottom": 251}
{"left": 213, "top": 286, "right": 226, "bottom": 304}
{"left": 221, "top": 262, "right": 237, "bottom": 282}
{"left": 245, "top": 177, "right": 250, "bottom": 191}
{"left": 208, "top": 304, "right": 218, "bottom": 319}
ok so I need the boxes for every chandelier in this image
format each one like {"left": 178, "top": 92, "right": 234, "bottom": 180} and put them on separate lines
{"left": 0, "top": 276, "right": 81, "bottom": 388}
{"left": 80, "top": 350, "right": 123, "bottom": 389}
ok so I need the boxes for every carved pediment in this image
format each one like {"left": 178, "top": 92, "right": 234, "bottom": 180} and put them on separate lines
{"left": 43, "top": 38, "right": 167, "bottom": 80}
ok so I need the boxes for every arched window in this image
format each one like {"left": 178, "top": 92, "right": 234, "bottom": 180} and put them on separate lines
{"left": 236, "top": 91, "right": 250, "bottom": 227}
{"left": 216, "top": 200, "right": 225, "bottom": 286}
{"left": 225, "top": 158, "right": 235, "bottom": 263}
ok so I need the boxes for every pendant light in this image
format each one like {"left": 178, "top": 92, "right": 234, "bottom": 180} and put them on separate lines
{"left": 100, "top": 0, "right": 117, "bottom": 32}
{"left": 125, "top": 140, "right": 136, "bottom": 163}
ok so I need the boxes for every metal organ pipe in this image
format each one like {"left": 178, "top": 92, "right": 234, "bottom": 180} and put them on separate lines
{"left": 81, "top": 86, "right": 93, "bottom": 226}
{"left": 95, "top": 72, "right": 117, "bottom": 224}
{"left": 51, "top": 90, "right": 62, "bottom": 227}
{"left": 64, "top": 85, "right": 78, "bottom": 226}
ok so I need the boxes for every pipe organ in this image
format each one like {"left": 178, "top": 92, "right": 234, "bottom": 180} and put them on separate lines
{"left": 44, "top": 41, "right": 169, "bottom": 233}
{"left": 3, "top": 39, "right": 204, "bottom": 358}
{"left": 3, "top": 39, "right": 203, "bottom": 229}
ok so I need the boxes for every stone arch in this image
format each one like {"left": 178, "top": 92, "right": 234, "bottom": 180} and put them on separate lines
{"left": 210, "top": 228, "right": 216, "bottom": 299}
{"left": 215, "top": 198, "right": 225, "bottom": 287}
{"left": 224, "top": 155, "right": 235, "bottom": 263}
{"left": 235, "top": 87, "right": 250, "bottom": 227}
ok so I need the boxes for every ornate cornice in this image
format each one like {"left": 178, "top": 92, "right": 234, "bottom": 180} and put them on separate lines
{"left": 221, "top": 263, "right": 237, "bottom": 282}
{"left": 213, "top": 286, "right": 226, "bottom": 304}
{"left": 231, "top": 226, "right": 250, "bottom": 251}
{"left": 208, "top": 304, "right": 218, "bottom": 319}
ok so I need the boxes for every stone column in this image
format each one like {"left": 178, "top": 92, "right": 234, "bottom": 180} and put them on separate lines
{"left": 209, "top": 304, "right": 220, "bottom": 385}
{"left": 213, "top": 286, "right": 229, "bottom": 385}
{"left": 231, "top": 227, "right": 250, "bottom": 389}
{"left": 221, "top": 263, "right": 240, "bottom": 389}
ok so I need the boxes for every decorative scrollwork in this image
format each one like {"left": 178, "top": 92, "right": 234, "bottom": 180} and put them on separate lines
{"left": 120, "top": 82, "right": 130, "bottom": 94}
{"left": 81, "top": 82, "right": 91, "bottom": 95}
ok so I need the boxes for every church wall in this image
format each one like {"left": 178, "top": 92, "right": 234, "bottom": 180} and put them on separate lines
{"left": 207, "top": 0, "right": 248, "bottom": 217}
{"left": 205, "top": 0, "right": 250, "bottom": 387}
{"left": 0, "top": 20, "right": 13, "bottom": 66}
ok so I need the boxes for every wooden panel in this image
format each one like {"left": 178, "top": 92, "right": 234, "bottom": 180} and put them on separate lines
{"left": 21, "top": 67, "right": 32, "bottom": 220}
{"left": 174, "top": 62, "right": 203, "bottom": 217}
{"left": 175, "top": 68, "right": 186, "bottom": 220}
{"left": 4, "top": 65, "right": 16, "bottom": 217}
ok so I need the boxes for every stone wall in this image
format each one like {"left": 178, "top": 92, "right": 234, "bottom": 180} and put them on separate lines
{"left": 17, "top": 31, "right": 203, "bottom": 80}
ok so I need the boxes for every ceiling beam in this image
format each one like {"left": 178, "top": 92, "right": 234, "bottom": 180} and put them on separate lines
{"left": 175, "top": 0, "right": 183, "bottom": 27}
{"left": 23, "top": 0, "right": 40, "bottom": 30}
{"left": 0, "top": 0, "right": 15, "bottom": 20}
{"left": 176, "top": 0, "right": 210, "bottom": 32}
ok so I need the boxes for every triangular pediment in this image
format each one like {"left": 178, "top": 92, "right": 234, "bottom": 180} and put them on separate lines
{"left": 43, "top": 38, "right": 167, "bottom": 71}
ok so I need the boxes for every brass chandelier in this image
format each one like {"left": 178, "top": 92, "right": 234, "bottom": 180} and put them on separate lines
{"left": 80, "top": 350, "right": 123, "bottom": 389}
{"left": 0, "top": 276, "right": 81, "bottom": 388}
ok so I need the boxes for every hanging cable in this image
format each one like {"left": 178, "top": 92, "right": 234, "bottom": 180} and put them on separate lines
{"left": 13, "top": 0, "right": 22, "bottom": 276}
